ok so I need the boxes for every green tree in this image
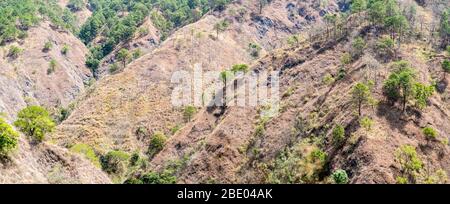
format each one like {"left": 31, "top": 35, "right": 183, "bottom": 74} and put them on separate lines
{"left": 332, "top": 169, "right": 349, "bottom": 184}
{"left": 14, "top": 106, "right": 55, "bottom": 142}
{"left": 332, "top": 124, "right": 345, "bottom": 145}
{"left": 213, "top": 19, "right": 229, "bottom": 38}
{"left": 439, "top": 9, "right": 450, "bottom": 46}
{"left": 48, "top": 59, "right": 57, "bottom": 74}
{"left": 101, "top": 150, "right": 130, "bottom": 175}
{"left": 148, "top": 132, "right": 167, "bottom": 158}
{"left": 352, "top": 37, "right": 366, "bottom": 59}
{"left": 183, "top": 105, "right": 197, "bottom": 122}
{"left": 376, "top": 36, "right": 395, "bottom": 60}
{"left": 0, "top": 118, "right": 19, "bottom": 156}
{"left": 117, "top": 48, "right": 131, "bottom": 68}
{"left": 368, "top": 0, "right": 387, "bottom": 26}
{"left": 351, "top": 0, "right": 367, "bottom": 17}
{"left": 412, "top": 83, "right": 434, "bottom": 109}
{"left": 351, "top": 82, "right": 371, "bottom": 116}
{"left": 231, "top": 64, "right": 249, "bottom": 74}
{"left": 442, "top": 60, "right": 450, "bottom": 78}
{"left": 383, "top": 62, "right": 416, "bottom": 112}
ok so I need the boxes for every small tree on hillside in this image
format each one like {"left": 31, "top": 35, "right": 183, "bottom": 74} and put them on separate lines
{"left": 213, "top": 20, "right": 229, "bottom": 38}
{"left": 14, "top": 106, "right": 55, "bottom": 143}
{"left": 352, "top": 37, "right": 366, "bottom": 59}
{"left": 351, "top": 82, "right": 372, "bottom": 116}
{"left": 442, "top": 60, "right": 450, "bottom": 78}
{"left": 117, "top": 48, "right": 131, "bottom": 68}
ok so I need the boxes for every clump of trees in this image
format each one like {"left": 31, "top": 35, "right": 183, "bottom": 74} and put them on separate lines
{"left": 0, "top": 118, "right": 19, "bottom": 156}
{"left": 395, "top": 145, "right": 422, "bottom": 184}
{"left": 383, "top": 61, "right": 434, "bottom": 112}
{"left": 14, "top": 106, "right": 55, "bottom": 143}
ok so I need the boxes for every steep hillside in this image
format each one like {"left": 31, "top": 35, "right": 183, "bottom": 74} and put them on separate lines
{"left": 0, "top": 1, "right": 111, "bottom": 183}
{"left": 52, "top": 0, "right": 343, "bottom": 182}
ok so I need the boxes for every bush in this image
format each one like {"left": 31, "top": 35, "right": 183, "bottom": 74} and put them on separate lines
{"left": 332, "top": 169, "right": 349, "bottom": 184}
{"left": 101, "top": 150, "right": 130, "bottom": 175}
{"left": 148, "top": 132, "right": 167, "bottom": 158}
{"left": 340, "top": 53, "right": 352, "bottom": 65}
{"left": 132, "top": 49, "right": 143, "bottom": 59}
{"left": 396, "top": 176, "right": 408, "bottom": 184}
{"left": 322, "top": 73, "right": 335, "bottom": 85}
{"left": 7, "top": 46, "right": 23, "bottom": 59}
{"left": 248, "top": 43, "right": 262, "bottom": 58}
{"left": 183, "top": 105, "right": 197, "bottom": 122}
{"left": 442, "top": 60, "right": 450, "bottom": 73}
{"left": 61, "top": 44, "right": 69, "bottom": 55}
{"left": 43, "top": 41, "right": 53, "bottom": 52}
{"left": 125, "top": 171, "right": 176, "bottom": 184}
{"left": 395, "top": 145, "right": 423, "bottom": 183}
{"left": 422, "top": 126, "right": 438, "bottom": 140}
{"left": 332, "top": 124, "right": 345, "bottom": 145}
{"left": 14, "top": 106, "right": 55, "bottom": 142}
{"left": 360, "top": 117, "right": 374, "bottom": 131}
{"left": 70, "top": 143, "right": 101, "bottom": 168}
{"left": 48, "top": 59, "right": 57, "bottom": 74}
{"left": 109, "top": 63, "right": 119, "bottom": 73}
{"left": 0, "top": 118, "right": 19, "bottom": 156}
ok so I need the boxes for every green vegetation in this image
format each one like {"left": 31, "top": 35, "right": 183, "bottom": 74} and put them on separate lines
{"left": 0, "top": 0, "right": 78, "bottom": 44}
{"left": 332, "top": 124, "right": 345, "bottom": 145}
{"left": 81, "top": 0, "right": 231, "bottom": 76}
{"left": 359, "top": 116, "right": 374, "bottom": 131}
{"left": 48, "top": 59, "right": 57, "bottom": 74}
{"left": 67, "top": 0, "right": 84, "bottom": 12}
{"left": 148, "top": 132, "right": 167, "bottom": 158}
{"left": 101, "top": 150, "right": 130, "bottom": 176}
{"left": 183, "top": 105, "right": 197, "bottom": 122}
{"left": 7, "top": 46, "right": 22, "bottom": 59}
{"left": 351, "top": 36, "right": 365, "bottom": 59}
{"left": 442, "top": 60, "right": 450, "bottom": 74}
{"left": 70, "top": 143, "right": 101, "bottom": 168}
{"left": 351, "top": 82, "right": 372, "bottom": 116}
{"left": 125, "top": 171, "right": 176, "bottom": 184}
{"left": 383, "top": 61, "right": 433, "bottom": 112}
{"left": 231, "top": 64, "right": 249, "bottom": 74}
{"left": 267, "top": 139, "right": 328, "bottom": 184}
{"left": 14, "top": 106, "right": 55, "bottom": 143}
{"left": 422, "top": 126, "right": 438, "bottom": 140}
{"left": 331, "top": 169, "right": 349, "bottom": 184}
{"left": 322, "top": 73, "right": 335, "bottom": 85}
{"left": 43, "top": 41, "right": 53, "bottom": 52}
{"left": 132, "top": 48, "right": 143, "bottom": 59}
{"left": 116, "top": 48, "right": 131, "bottom": 68}
{"left": 213, "top": 19, "right": 230, "bottom": 38}
{"left": 61, "top": 44, "right": 69, "bottom": 55}
{"left": 0, "top": 118, "right": 19, "bottom": 156}
{"left": 395, "top": 145, "right": 422, "bottom": 184}
{"left": 248, "top": 42, "right": 262, "bottom": 58}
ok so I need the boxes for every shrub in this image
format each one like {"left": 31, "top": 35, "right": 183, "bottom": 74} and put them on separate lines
{"left": 0, "top": 118, "right": 19, "bottom": 156}
{"left": 61, "top": 44, "right": 69, "bottom": 55}
{"left": 8, "top": 46, "right": 23, "bottom": 59}
{"left": 422, "top": 126, "right": 438, "bottom": 140}
{"left": 351, "top": 37, "right": 366, "bottom": 59}
{"left": 248, "top": 43, "right": 262, "bottom": 58}
{"left": 396, "top": 176, "right": 408, "bottom": 184}
{"left": 132, "top": 49, "right": 143, "bottom": 59}
{"left": 101, "top": 150, "right": 130, "bottom": 175}
{"left": 70, "top": 143, "right": 101, "bottom": 168}
{"left": 109, "top": 63, "right": 120, "bottom": 73}
{"left": 332, "top": 124, "right": 345, "bottom": 145}
{"left": 395, "top": 145, "right": 423, "bottom": 183}
{"left": 125, "top": 171, "right": 176, "bottom": 184}
{"left": 360, "top": 117, "right": 374, "bottom": 131}
{"left": 340, "top": 53, "right": 352, "bottom": 65}
{"left": 332, "top": 169, "right": 349, "bottom": 184}
{"left": 183, "top": 105, "right": 197, "bottom": 122}
{"left": 43, "top": 41, "right": 53, "bottom": 52}
{"left": 442, "top": 60, "right": 450, "bottom": 73}
{"left": 148, "top": 132, "right": 167, "bottom": 158}
{"left": 337, "top": 68, "right": 346, "bottom": 80}
{"left": 48, "top": 59, "right": 57, "bottom": 74}
{"left": 14, "top": 106, "right": 55, "bottom": 142}
{"left": 413, "top": 83, "right": 434, "bottom": 109}
{"left": 323, "top": 73, "right": 335, "bottom": 85}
